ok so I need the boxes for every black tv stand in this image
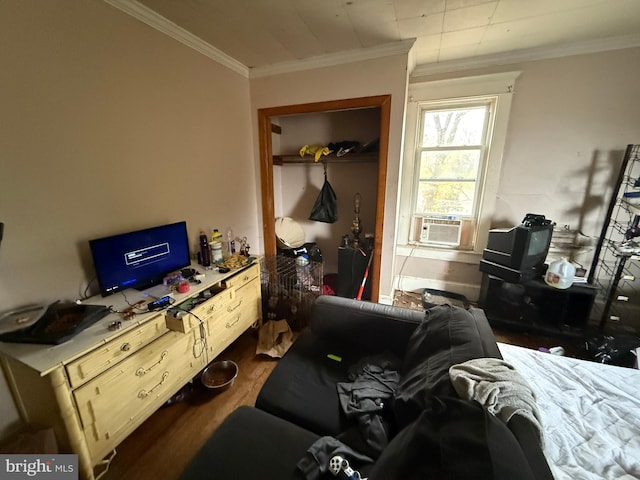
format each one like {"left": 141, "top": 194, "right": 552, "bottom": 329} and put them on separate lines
{"left": 479, "top": 274, "right": 597, "bottom": 338}
{"left": 478, "top": 259, "right": 546, "bottom": 283}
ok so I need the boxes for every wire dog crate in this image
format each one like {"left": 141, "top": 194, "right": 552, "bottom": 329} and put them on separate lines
{"left": 260, "top": 255, "right": 323, "bottom": 330}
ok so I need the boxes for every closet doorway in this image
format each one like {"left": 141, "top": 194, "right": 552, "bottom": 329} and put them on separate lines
{"left": 258, "top": 95, "right": 391, "bottom": 302}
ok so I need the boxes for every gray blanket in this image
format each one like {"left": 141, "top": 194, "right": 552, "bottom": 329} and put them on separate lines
{"left": 449, "top": 357, "right": 544, "bottom": 446}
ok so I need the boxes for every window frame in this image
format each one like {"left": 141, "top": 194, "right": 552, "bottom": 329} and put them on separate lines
{"left": 413, "top": 99, "right": 492, "bottom": 222}
{"left": 397, "top": 71, "right": 521, "bottom": 263}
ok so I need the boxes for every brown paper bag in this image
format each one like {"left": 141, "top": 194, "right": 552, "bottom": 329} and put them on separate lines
{"left": 256, "top": 319, "right": 293, "bottom": 358}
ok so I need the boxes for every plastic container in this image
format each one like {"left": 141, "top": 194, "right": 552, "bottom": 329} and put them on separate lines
{"left": 544, "top": 257, "right": 576, "bottom": 289}
{"left": 210, "top": 229, "right": 223, "bottom": 263}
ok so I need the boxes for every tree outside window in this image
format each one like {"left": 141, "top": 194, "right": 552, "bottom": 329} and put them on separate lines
{"left": 400, "top": 72, "right": 519, "bottom": 259}
{"left": 415, "top": 105, "right": 489, "bottom": 218}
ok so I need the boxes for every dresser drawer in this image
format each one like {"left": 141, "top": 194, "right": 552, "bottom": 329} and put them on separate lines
{"left": 66, "top": 314, "right": 167, "bottom": 388}
{"left": 222, "top": 263, "right": 260, "bottom": 290}
{"left": 191, "top": 287, "right": 234, "bottom": 323}
{"left": 166, "top": 287, "right": 234, "bottom": 334}
{"left": 207, "top": 280, "right": 261, "bottom": 358}
{"left": 73, "top": 329, "right": 204, "bottom": 463}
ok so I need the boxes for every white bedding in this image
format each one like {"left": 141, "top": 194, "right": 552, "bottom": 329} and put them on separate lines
{"left": 498, "top": 342, "right": 640, "bottom": 480}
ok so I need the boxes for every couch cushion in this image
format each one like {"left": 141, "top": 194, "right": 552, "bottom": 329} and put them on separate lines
{"left": 369, "top": 397, "right": 536, "bottom": 480}
{"left": 393, "top": 304, "right": 498, "bottom": 428}
{"left": 255, "top": 330, "right": 358, "bottom": 436}
{"left": 180, "top": 406, "right": 318, "bottom": 480}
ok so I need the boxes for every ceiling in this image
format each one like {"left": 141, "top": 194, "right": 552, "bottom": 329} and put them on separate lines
{"left": 111, "top": 0, "right": 640, "bottom": 76}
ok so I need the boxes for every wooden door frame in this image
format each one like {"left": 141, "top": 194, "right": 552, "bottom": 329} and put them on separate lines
{"left": 258, "top": 95, "right": 391, "bottom": 302}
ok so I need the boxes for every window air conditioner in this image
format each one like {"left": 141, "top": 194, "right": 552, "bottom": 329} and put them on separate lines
{"left": 415, "top": 216, "right": 462, "bottom": 246}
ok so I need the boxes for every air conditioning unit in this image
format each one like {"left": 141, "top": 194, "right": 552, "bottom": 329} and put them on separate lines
{"left": 414, "top": 216, "right": 462, "bottom": 246}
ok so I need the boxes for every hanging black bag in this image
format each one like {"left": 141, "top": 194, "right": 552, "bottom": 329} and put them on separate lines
{"left": 309, "top": 161, "right": 338, "bottom": 223}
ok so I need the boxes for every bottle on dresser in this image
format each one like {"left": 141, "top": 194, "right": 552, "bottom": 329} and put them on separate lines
{"left": 210, "top": 229, "right": 223, "bottom": 263}
{"left": 226, "top": 228, "right": 236, "bottom": 257}
{"left": 199, "top": 231, "right": 211, "bottom": 267}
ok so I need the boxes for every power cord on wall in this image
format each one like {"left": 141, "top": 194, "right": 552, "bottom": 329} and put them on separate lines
{"left": 396, "top": 245, "right": 417, "bottom": 295}
{"left": 78, "top": 276, "right": 97, "bottom": 302}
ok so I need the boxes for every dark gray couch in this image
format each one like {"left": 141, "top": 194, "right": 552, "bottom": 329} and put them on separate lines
{"left": 181, "top": 295, "right": 553, "bottom": 480}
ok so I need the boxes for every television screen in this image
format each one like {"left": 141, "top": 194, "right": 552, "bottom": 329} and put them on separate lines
{"left": 483, "top": 214, "right": 553, "bottom": 271}
{"left": 89, "top": 221, "right": 191, "bottom": 296}
{"left": 527, "top": 228, "right": 552, "bottom": 257}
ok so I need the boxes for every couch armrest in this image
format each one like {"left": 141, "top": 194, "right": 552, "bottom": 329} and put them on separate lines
{"left": 469, "top": 307, "right": 502, "bottom": 358}
{"left": 310, "top": 295, "right": 424, "bottom": 356}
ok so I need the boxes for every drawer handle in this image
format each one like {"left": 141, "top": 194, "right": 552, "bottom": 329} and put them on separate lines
{"left": 207, "top": 304, "right": 218, "bottom": 314}
{"left": 136, "top": 351, "right": 168, "bottom": 377}
{"left": 226, "top": 314, "right": 241, "bottom": 329}
{"left": 227, "top": 299, "right": 243, "bottom": 312}
{"left": 138, "top": 371, "right": 169, "bottom": 398}
{"left": 121, "top": 343, "right": 131, "bottom": 352}
{"left": 243, "top": 275, "right": 249, "bottom": 281}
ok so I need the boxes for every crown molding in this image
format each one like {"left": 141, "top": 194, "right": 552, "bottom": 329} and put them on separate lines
{"left": 249, "top": 38, "right": 416, "bottom": 79}
{"left": 412, "top": 33, "right": 640, "bottom": 78}
{"left": 105, "top": 0, "right": 639, "bottom": 81}
{"left": 104, "top": 0, "right": 249, "bottom": 78}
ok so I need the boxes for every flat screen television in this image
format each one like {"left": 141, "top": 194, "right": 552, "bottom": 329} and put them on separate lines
{"left": 89, "top": 221, "right": 191, "bottom": 296}
{"left": 482, "top": 214, "right": 554, "bottom": 271}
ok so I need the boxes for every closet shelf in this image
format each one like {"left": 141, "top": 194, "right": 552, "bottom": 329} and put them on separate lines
{"left": 273, "top": 152, "right": 378, "bottom": 165}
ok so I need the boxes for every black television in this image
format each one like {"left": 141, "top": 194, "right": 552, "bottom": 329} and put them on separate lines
{"left": 89, "top": 221, "right": 191, "bottom": 296}
{"left": 480, "top": 214, "right": 554, "bottom": 282}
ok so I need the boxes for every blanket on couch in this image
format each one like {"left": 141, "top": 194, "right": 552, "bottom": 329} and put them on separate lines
{"left": 449, "top": 357, "right": 544, "bottom": 446}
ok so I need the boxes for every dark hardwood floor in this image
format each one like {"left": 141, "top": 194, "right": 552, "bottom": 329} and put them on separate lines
{"left": 102, "top": 297, "right": 588, "bottom": 479}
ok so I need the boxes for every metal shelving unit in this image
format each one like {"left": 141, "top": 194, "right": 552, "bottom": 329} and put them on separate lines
{"left": 588, "top": 144, "right": 640, "bottom": 334}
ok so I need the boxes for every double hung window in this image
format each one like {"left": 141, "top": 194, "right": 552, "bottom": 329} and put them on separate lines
{"left": 399, "top": 72, "right": 519, "bottom": 257}
{"left": 415, "top": 101, "right": 490, "bottom": 218}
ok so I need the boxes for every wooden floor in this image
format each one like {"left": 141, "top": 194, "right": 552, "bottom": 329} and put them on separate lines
{"left": 102, "top": 329, "right": 278, "bottom": 480}
{"left": 102, "top": 300, "right": 587, "bottom": 479}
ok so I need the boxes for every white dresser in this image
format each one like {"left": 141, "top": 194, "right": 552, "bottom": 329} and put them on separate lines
{"left": 0, "top": 262, "right": 262, "bottom": 480}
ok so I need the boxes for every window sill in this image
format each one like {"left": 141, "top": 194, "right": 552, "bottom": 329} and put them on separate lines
{"left": 396, "top": 244, "right": 482, "bottom": 265}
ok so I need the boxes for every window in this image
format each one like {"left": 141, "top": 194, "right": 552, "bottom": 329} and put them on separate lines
{"left": 415, "top": 102, "right": 490, "bottom": 218}
{"left": 398, "top": 72, "right": 520, "bottom": 259}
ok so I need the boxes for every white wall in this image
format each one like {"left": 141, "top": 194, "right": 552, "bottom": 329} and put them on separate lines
{"left": 495, "top": 48, "right": 640, "bottom": 240}
{"left": 0, "top": 0, "right": 257, "bottom": 440}
{"left": 399, "top": 47, "right": 640, "bottom": 300}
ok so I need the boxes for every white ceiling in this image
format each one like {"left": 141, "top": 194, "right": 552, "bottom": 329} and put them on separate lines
{"left": 111, "top": 0, "right": 640, "bottom": 76}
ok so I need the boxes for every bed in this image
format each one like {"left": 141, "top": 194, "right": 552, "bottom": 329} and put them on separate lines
{"left": 498, "top": 342, "right": 640, "bottom": 480}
